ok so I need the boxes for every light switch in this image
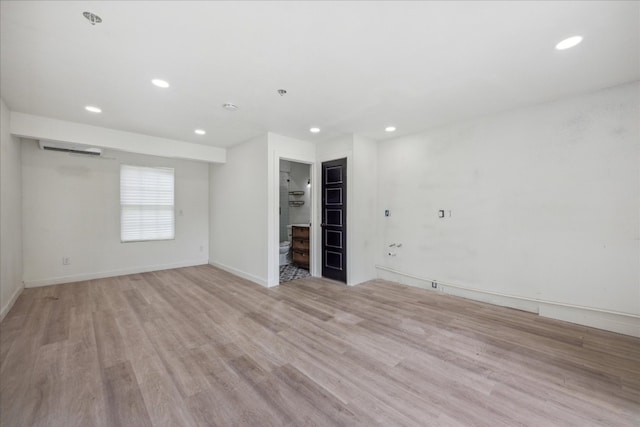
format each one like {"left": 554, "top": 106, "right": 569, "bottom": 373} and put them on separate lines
{"left": 385, "top": 210, "right": 390, "bottom": 217}
{"left": 438, "top": 210, "right": 445, "bottom": 218}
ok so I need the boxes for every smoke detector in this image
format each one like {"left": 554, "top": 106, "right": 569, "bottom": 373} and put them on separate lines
{"left": 277, "top": 89, "right": 287, "bottom": 96}
{"left": 83, "top": 12, "right": 102, "bottom": 26}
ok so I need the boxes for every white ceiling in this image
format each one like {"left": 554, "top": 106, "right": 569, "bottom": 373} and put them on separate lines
{"left": 1, "top": 1, "right": 638, "bottom": 148}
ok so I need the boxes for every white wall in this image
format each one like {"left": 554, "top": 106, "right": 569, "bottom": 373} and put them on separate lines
{"left": 21, "top": 140, "right": 209, "bottom": 286}
{"left": 0, "top": 99, "right": 24, "bottom": 320}
{"left": 351, "top": 135, "right": 378, "bottom": 285}
{"left": 210, "top": 134, "right": 269, "bottom": 285}
{"left": 376, "top": 81, "right": 640, "bottom": 336}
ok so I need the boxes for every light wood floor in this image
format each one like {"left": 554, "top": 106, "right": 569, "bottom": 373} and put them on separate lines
{"left": 1, "top": 265, "right": 639, "bottom": 426}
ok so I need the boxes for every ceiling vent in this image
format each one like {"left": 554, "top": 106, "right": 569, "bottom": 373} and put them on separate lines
{"left": 38, "top": 140, "right": 103, "bottom": 156}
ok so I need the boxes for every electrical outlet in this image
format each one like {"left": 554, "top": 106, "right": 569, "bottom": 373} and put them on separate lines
{"left": 384, "top": 210, "right": 390, "bottom": 217}
{"left": 431, "top": 281, "right": 437, "bottom": 289}
{"left": 62, "top": 257, "right": 71, "bottom": 265}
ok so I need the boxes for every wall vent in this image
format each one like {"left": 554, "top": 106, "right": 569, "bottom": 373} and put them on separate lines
{"left": 38, "top": 140, "right": 102, "bottom": 156}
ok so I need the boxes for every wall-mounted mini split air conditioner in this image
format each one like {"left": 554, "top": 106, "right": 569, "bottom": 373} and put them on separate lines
{"left": 38, "top": 140, "right": 103, "bottom": 156}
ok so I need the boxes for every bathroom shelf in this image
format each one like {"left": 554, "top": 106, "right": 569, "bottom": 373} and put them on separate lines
{"left": 289, "top": 201, "right": 305, "bottom": 207}
{"left": 288, "top": 191, "right": 305, "bottom": 196}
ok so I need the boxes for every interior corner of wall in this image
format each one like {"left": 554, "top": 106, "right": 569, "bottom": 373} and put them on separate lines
{"left": 0, "top": 282, "right": 24, "bottom": 322}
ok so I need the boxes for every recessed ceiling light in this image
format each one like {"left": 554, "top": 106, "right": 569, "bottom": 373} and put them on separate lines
{"left": 151, "top": 79, "right": 170, "bottom": 88}
{"left": 85, "top": 105, "right": 102, "bottom": 113}
{"left": 309, "top": 127, "right": 321, "bottom": 133}
{"left": 385, "top": 126, "right": 396, "bottom": 132}
{"left": 555, "top": 36, "right": 583, "bottom": 50}
{"left": 222, "top": 103, "right": 238, "bottom": 111}
{"left": 194, "top": 129, "right": 206, "bottom": 135}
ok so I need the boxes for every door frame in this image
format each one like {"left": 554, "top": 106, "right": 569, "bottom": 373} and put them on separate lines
{"left": 268, "top": 147, "right": 353, "bottom": 287}
{"left": 268, "top": 153, "right": 316, "bottom": 287}
{"left": 315, "top": 152, "right": 353, "bottom": 285}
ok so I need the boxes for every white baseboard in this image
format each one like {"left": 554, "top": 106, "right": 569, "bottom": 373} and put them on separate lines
{"left": 208, "top": 261, "right": 269, "bottom": 287}
{"left": 440, "top": 284, "right": 540, "bottom": 314}
{"left": 0, "top": 282, "right": 24, "bottom": 322}
{"left": 538, "top": 304, "right": 640, "bottom": 338}
{"left": 23, "top": 259, "right": 209, "bottom": 288}
{"left": 375, "top": 265, "right": 640, "bottom": 338}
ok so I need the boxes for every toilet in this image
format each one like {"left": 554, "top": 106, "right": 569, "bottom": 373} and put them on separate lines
{"left": 279, "top": 225, "right": 293, "bottom": 266}
{"left": 279, "top": 241, "right": 291, "bottom": 266}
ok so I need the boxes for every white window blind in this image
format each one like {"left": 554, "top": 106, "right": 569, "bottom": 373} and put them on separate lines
{"left": 120, "top": 165, "right": 175, "bottom": 242}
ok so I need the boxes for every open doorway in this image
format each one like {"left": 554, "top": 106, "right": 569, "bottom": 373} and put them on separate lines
{"left": 279, "top": 159, "right": 311, "bottom": 283}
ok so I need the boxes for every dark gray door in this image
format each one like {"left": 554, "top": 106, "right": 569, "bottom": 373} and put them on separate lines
{"left": 321, "top": 158, "right": 347, "bottom": 283}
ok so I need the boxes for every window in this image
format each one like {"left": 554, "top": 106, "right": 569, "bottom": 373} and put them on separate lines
{"left": 120, "top": 165, "right": 175, "bottom": 242}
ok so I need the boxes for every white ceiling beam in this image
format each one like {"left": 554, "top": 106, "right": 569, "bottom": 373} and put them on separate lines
{"left": 10, "top": 112, "right": 226, "bottom": 163}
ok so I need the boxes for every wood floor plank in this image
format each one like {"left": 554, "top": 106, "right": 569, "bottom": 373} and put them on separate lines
{"left": 24, "top": 341, "right": 68, "bottom": 427}
{"left": 1, "top": 265, "right": 639, "bottom": 426}
{"left": 92, "top": 309, "right": 128, "bottom": 369}
{"left": 142, "top": 322, "right": 211, "bottom": 399}
{"left": 103, "top": 361, "right": 153, "bottom": 427}
{"left": 41, "top": 296, "right": 70, "bottom": 346}
{"left": 61, "top": 340, "right": 108, "bottom": 427}
{"left": 0, "top": 296, "right": 52, "bottom": 426}
{"left": 130, "top": 355, "right": 198, "bottom": 427}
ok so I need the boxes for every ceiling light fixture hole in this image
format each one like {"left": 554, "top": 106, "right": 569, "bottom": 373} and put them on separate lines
{"left": 83, "top": 12, "right": 102, "bottom": 26}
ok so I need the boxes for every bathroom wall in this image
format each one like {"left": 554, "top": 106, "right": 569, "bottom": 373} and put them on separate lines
{"left": 278, "top": 159, "right": 311, "bottom": 241}
{"left": 288, "top": 161, "right": 311, "bottom": 225}
{"left": 279, "top": 160, "right": 290, "bottom": 241}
